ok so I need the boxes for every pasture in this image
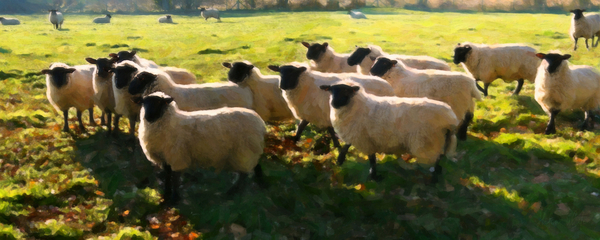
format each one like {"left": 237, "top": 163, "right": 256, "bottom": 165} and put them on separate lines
{"left": 2, "top": 8, "right": 600, "bottom": 239}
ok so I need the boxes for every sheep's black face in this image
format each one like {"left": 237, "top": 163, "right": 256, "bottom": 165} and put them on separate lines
{"left": 106, "top": 14, "right": 112, "bottom": 18}
{"left": 536, "top": 53, "right": 571, "bottom": 74}
{"left": 370, "top": 57, "right": 395, "bottom": 77}
{"left": 453, "top": 45, "right": 471, "bottom": 64}
{"left": 116, "top": 51, "right": 137, "bottom": 63}
{"left": 320, "top": 84, "right": 360, "bottom": 109}
{"left": 306, "top": 43, "right": 328, "bottom": 61}
{"left": 42, "top": 67, "right": 76, "bottom": 88}
{"left": 278, "top": 66, "right": 307, "bottom": 90}
{"left": 129, "top": 71, "right": 158, "bottom": 95}
{"left": 227, "top": 62, "right": 254, "bottom": 84}
{"left": 49, "top": 10, "right": 58, "bottom": 15}
{"left": 347, "top": 47, "right": 372, "bottom": 66}
{"left": 200, "top": 8, "right": 206, "bottom": 11}
{"left": 88, "top": 58, "right": 115, "bottom": 79}
{"left": 571, "top": 9, "right": 585, "bottom": 20}
{"left": 142, "top": 94, "right": 173, "bottom": 123}
{"left": 113, "top": 65, "right": 138, "bottom": 89}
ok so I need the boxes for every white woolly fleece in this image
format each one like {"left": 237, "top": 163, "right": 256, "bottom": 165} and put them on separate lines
{"left": 46, "top": 63, "right": 95, "bottom": 113}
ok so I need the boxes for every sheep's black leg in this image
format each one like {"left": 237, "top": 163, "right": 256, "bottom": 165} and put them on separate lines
{"left": 77, "top": 110, "right": 85, "bottom": 131}
{"left": 483, "top": 83, "right": 490, "bottom": 97}
{"left": 292, "top": 120, "right": 309, "bottom": 143}
{"left": 430, "top": 157, "right": 444, "bottom": 184}
{"left": 457, "top": 112, "right": 474, "bottom": 141}
{"left": 586, "top": 38, "right": 590, "bottom": 50}
{"left": 162, "top": 163, "right": 175, "bottom": 205}
{"left": 544, "top": 109, "right": 560, "bottom": 135}
{"left": 226, "top": 172, "right": 248, "bottom": 196}
{"left": 513, "top": 79, "right": 524, "bottom": 96}
{"left": 106, "top": 111, "right": 112, "bottom": 135}
{"left": 88, "top": 108, "right": 96, "bottom": 126}
{"left": 476, "top": 82, "right": 485, "bottom": 94}
{"left": 254, "top": 164, "right": 268, "bottom": 189}
{"left": 113, "top": 114, "right": 121, "bottom": 133}
{"left": 337, "top": 144, "right": 351, "bottom": 166}
{"left": 368, "top": 154, "right": 383, "bottom": 182}
{"left": 582, "top": 110, "right": 595, "bottom": 131}
{"left": 62, "top": 110, "right": 69, "bottom": 132}
{"left": 327, "top": 127, "right": 342, "bottom": 148}
{"left": 589, "top": 110, "right": 595, "bottom": 130}
{"left": 100, "top": 112, "right": 106, "bottom": 126}
{"left": 574, "top": 38, "right": 579, "bottom": 51}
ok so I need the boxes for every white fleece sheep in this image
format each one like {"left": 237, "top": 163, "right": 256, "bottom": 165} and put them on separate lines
{"left": 138, "top": 92, "right": 266, "bottom": 203}
{"left": 347, "top": 45, "right": 451, "bottom": 75}
{"left": 222, "top": 61, "right": 294, "bottom": 122}
{"left": 112, "top": 60, "right": 144, "bottom": 136}
{"left": 162, "top": 67, "right": 196, "bottom": 85}
{"left": 453, "top": 42, "right": 540, "bottom": 97}
{"left": 86, "top": 57, "right": 120, "bottom": 134}
{"left": 569, "top": 9, "right": 600, "bottom": 51}
{"left": 200, "top": 8, "right": 220, "bottom": 21}
{"left": 321, "top": 83, "right": 458, "bottom": 181}
{"left": 370, "top": 57, "right": 481, "bottom": 141}
{"left": 93, "top": 14, "right": 111, "bottom": 24}
{"left": 534, "top": 52, "right": 600, "bottom": 134}
{"left": 43, "top": 63, "right": 96, "bottom": 132}
{"left": 0, "top": 17, "right": 20, "bottom": 25}
{"left": 158, "top": 15, "right": 173, "bottom": 23}
{"left": 302, "top": 42, "right": 358, "bottom": 73}
{"left": 48, "top": 10, "right": 63, "bottom": 29}
{"left": 348, "top": 10, "right": 367, "bottom": 19}
{"left": 109, "top": 51, "right": 159, "bottom": 69}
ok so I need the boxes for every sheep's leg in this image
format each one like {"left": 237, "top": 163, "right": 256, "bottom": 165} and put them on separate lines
{"left": 483, "top": 83, "right": 490, "bottom": 97}
{"left": 513, "top": 79, "right": 524, "bottom": 96}
{"left": 253, "top": 164, "right": 268, "bottom": 189}
{"left": 589, "top": 110, "right": 595, "bottom": 129}
{"left": 368, "top": 154, "right": 383, "bottom": 182}
{"left": 430, "top": 157, "right": 444, "bottom": 184}
{"left": 226, "top": 172, "right": 248, "bottom": 196}
{"left": 593, "top": 36, "right": 596, "bottom": 48}
{"left": 337, "top": 144, "right": 351, "bottom": 166}
{"left": 77, "top": 110, "right": 86, "bottom": 131}
{"left": 106, "top": 111, "right": 112, "bottom": 135}
{"left": 582, "top": 110, "right": 595, "bottom": 131}
{"left": 475, "top": 82, "right": 485, "bottom": 93}
{"left": 292, "top": 120, "right": 309, "bottom": 143}
{"left": 457, "top": 112, "right": 474, "bottom": 141}
{"left": 62, "top": 110, "right": 69, "bottom": 132}
{"left": 113, "top": 114, "right": 121, "bottom": 133}
{"left": 574, "top": 38, "right": 579, "bottom": 51}
{"left": 327, "top": 127, "right": 341, "bottom": 148}
{"left": 88, "top": 108, "right": 96, "bottom": 126}
{"left": 544, "top": 109, "right": 560, "bottom": 135}
{"left": 162, "top": 163, "right": 179, "bottom": 206}
{"left": 586, "top": 38, "right": 590, "bottom": 51}
{"left": 100, "top": 112, "right": 106, "bottom": 126}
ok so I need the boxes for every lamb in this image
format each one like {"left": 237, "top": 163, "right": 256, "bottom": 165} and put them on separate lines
{"left": 348, "top": 10, "right": 367, "bottom": 19}
{"left": 127, "top": 69, "right": 253, "bottom": 112}
{"left": 111, "top": 61, "right": 144, "bottom": 136}
{"left": 158, "top": 15, "right": 173, "bottom": 23}
{"left": 48, "top": 10, "right": 64, "bottom": 29}
{"left": 93, "top": 14, "right": 111, "bottom": 24}
{"left": 136, "top": 92, "right": 266, "bottom": 204}
{"left": 109, "top": 51, "right": 196, "bottom": 84}
{"left": 267, "top": 62, "right": 394, "bottom": 148}
{"left": 0, "top": 17, "right": 20, "bottom": 25}
{"left": 534, "top": 52, "right": 600, "bottom": 134}
{"left": 347, "top": 45, "right": 451, "bottom": 74}
{"left": 222, "top": 61, "right": 295, "bottom": 122}
{"left": 200, "top": 8, "right": 221, "bottom": 21}
{"left": 370, "top": 57, "right": 481, "bottom": 141}
{"left": 42, "top": 63, "right": 96, "bottom": 132}
{"left": 301, "top": 42, "right": 358, "bottom": 73}
{"left": 570, "top": 9, "right": 600, "bottom": 51}
{"left": 320, "top": 83, "right": 458, "bottom": 182}
{"left": 86, "top": 57, "right": 120, "bottom": 134}
{"left": 453, "top": 42, "right": 540, "bottom": 97}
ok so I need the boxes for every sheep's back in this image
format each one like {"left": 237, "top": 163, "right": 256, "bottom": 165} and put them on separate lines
{"left": 168, "top": 82, "right": 253, "bottom": 111}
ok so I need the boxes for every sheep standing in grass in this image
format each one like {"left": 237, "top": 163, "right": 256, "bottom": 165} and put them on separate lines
{"left": 93, "top": 14, "right": 111, "bottom": 24}
{"left": 370, "top": 57, "right": 481, "bottom": 141}
{"left": 43, "top": 63, "right": 96, "bottom": 132}
{"left": 302, "top": 42, "right": 358, "bottom": 73}
{"left": 534, "top": 52, "right": 600, "bottom": 134}
{"left": 453, "top": 42, "right": 540, "bottom": 97}
{"left": 348, "top": 10, "right": 367, "bottom": 19}
{"left": 200, "top": 8, "right": 220, "bottom": 21}
{"left": 347, "top": 45, "right": 450, "bottom": 74}
{"left": 48, "top": 10, "right": 64, "bottom": 29}
{"left": 109, "top": 51, "right": 196, "bottom": 84}
{"left": 0, "top": 17, "right": 20, "bottom": 25}
{"left": 570, "top": 9, "right": 600, "bottom": 51}
{"left": 268, "top": 62, "right": 394, "bottom": 148}
{"left": 158, "top": 15, "right": 173, "bottom": 23}
{"left": 222, "top": 61, "right": 294, "bottom": 122}
{"left": 320, "top": 84, "right": 458, "bottom": 182}
{"left": 136, "top": 92, "right": 266, "bottom": 204}
{"left": 86, "top": 57, "right": 120, "bottom": 134}
{"left": 112, "top": 61, "right": 143, "bottom": 136}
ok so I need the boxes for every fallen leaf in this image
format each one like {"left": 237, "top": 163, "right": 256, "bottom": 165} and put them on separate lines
{"left": 530, "top": 202, "right": 541, "bottom": 213}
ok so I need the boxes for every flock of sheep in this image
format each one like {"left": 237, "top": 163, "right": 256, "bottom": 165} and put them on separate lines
{"left": 37, "top": 8, "right": 600, "bottom": 204}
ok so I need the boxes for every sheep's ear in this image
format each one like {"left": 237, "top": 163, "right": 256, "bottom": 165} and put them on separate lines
{"left": 535, "top": 53, "right": 546, "bottom": 59}
{"left": 85, "top": 58, "right": 97, "bottom": 64}
{"left": 164, "top": 96, "right": 174, "bottom": 105}
{"left": 570, "top": 9, "right": 575, "bottom": 13}
{"left": 41, "top": 69, "right": 51, "bottom": 74}
{"left": 131, "top": 96, "right": 143, "bottom": 104}
{"left": 319, "top": 85, "right": 331, "bottom": 91}
{"left": 247, "top": 64, "right": 255, "bottom": 70}
{"left": 465, "top": 45, "right": 471, "bottom": 49}
{"left": 109, "top": 53, "right": 118, "bottom": 58}
{"left": 352, "top": 86, "right": 360, "bottom": 92}
{"left": 222, "top": 62, "right": 232, "bottom": 68}
{"left": 268, "top": 65, "right": 280, "bottom": 72}
{"left": 390, "top": 60, "right": 398, "bottom": 66}
{"left": 299, "top": 67, "right": 307, "bottom": 72}
{"left": 562, "top": 54, "right": 572, "bottom": 60}
{"left": 66, "top": 68, "right": 77, "bottom": 73}
{"left": 301, "top": 42, "right": 310, "bottom": 48}
{"left": 131, "top": 50, "right": 137, "bottom": 56}
{"left": 323, "top": 42, "right": 329, "bottom": 48}
{"left": 457, "top": 43, "right": 461, "bottom": 46}
{"left": 582, "top": 9, "right": 587, "bottom": 12}
{"left": 107, "top": 68, "right": 115, "bottom": 73}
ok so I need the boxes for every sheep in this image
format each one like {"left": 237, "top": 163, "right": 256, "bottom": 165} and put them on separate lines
{"left": 158, "top": 15, "right": 173, "bottom": 23}
{"left": 111, "top": 60, "right": 144, "bottom": 136}
{"left": 320, "top": 83, "right": 458, "bottom": 182}
{"left": 301, "top": 42, "right": 358, "bottom": 73}
{"left": 570, "top": 9, "right": 600, "bottom": 51}
{"left": 48, "top": 10, "right": 64, "bottom": 29}
{"left": 267, "top": 62, "right": 394, "bottom": 148}
{"left": 136, "top": 92, "right": 266, "bottom": 204}
{"left": 534, "top": 52, "right": 600, "bottom": 134}
{"left": 200, "top": 8, "right": 220, "bottom": 21}
{"left": 347, "top": 45, "right": 451, "bottom": 74}
{"left": 161, "top": 67, "right": 196, "bottom": 85}
{"left": 109, "top": 51, "right": 196, "bottom": 84}
{"left": 93, "top": 14, "right": 111, "bottom": 24}
{"left": 0, "top": 17, "right": 20, "bottom": 25}
{"left": 86, "top": 57, "right": 120, "bottom": 134}
{"left": 453, "top": 42, "right": 540, "bottom": 97}
{"left": 222, "top": 61, "right": 295, "bottom": 122}
{"left": 370, "top": 57, "right": 482, "bottom": 141}
{"left": 127, "top": 69, "right": 253, "bottom": 112}
{"left": 42, "top": 63, "right": 96, "bottom": 132}
{"left": 348, "top": 10, "right": 367, "bottom": 19}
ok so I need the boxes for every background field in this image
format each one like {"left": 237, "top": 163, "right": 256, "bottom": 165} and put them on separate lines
{"left": 2, "top": 9, "right": 600, "bottom": 239}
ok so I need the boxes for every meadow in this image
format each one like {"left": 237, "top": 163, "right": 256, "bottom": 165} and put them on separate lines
{"left": 1, "top": 8, "right": 600, "bottom": 239}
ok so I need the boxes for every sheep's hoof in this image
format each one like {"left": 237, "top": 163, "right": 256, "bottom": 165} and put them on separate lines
{"left": 62, "top": 127, "right": 70, "bottom": 132}
{"left": 544, "top": 128, "right": 556, "bottom": 135}
{"left": 370, "top": 173, "right": 383, "bottom": 182}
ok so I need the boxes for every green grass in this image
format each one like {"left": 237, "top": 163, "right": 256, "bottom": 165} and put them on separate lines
{"left": 1, "top": 9, "right": 600, "bottom": 239}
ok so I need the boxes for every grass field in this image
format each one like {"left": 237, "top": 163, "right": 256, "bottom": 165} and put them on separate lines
{"left": 2, "top": 8, "right": 600, "bottom": 239}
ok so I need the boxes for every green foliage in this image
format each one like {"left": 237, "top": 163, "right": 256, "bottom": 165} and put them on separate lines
{"left": 0, "top": 223, "right": 24, "bottom": 240}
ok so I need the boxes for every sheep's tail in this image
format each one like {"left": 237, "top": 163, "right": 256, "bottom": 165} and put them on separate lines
{"left": 471, "top": 81, "right": 483, "bottom": 101}
{"left": 444, "top": 129, "right": 457, "bottom": 158}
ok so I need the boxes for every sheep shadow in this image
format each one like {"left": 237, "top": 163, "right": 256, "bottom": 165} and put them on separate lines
{"left": 197, "top": 45, "right": 251, "bottom": 55}
{"left": 57, "top": 28, "right": 70, "bottom": 31}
